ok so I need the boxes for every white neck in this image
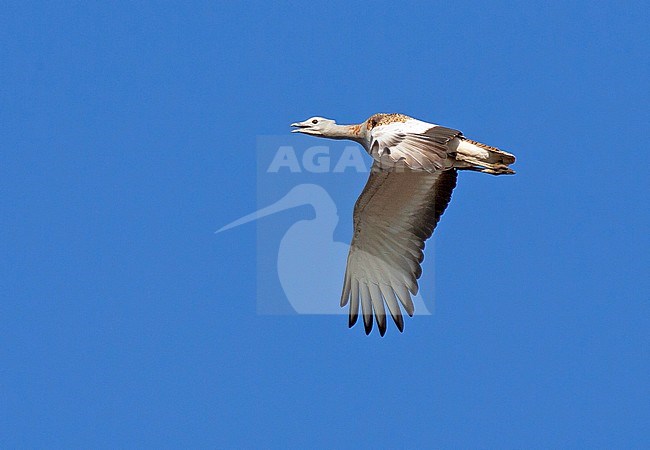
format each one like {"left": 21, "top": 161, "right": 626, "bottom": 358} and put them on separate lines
{"left": 322, "top": 123, "right": 365, "bottom": 143}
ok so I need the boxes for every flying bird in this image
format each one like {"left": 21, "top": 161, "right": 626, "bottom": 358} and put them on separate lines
{"left": 291, "top": 113, "right": 516, "bottom": 336}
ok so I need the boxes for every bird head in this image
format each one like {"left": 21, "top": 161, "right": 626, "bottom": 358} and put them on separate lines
{"left": 291, "top": 117, "right": 336, "bottom": 136}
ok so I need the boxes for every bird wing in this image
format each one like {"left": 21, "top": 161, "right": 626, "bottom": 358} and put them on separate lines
{"left": 340, "top": 163, "right": 458, "bottom": 335}
{"left": 369, "top": 121, "right": 462, "bottom": 172}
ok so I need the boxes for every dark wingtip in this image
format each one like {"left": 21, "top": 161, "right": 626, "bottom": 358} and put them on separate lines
{"left": 349, "top": 312, "right": 358, "bottom": 328}
{"left": 364, "top": 320, "right": 372, "bottom": 335}
{"left": 395, "top": 315, "right": 404, "bottom": 332}
{"left": 376, "top": 315, "right": 387, "bottom": 337}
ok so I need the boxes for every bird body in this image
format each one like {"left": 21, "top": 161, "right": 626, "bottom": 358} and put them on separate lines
{"left": 291, "top": 113, "right": 516, "bottom": 335}
{"left": 293, "top": 113, "right": 515, "bottom": 175}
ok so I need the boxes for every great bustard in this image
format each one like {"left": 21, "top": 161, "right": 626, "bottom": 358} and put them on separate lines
{"left": 291, "top": 113, "right": 516, "bottom": 335}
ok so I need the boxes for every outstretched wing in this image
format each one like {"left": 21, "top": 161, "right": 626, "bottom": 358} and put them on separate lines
{"left": 369, "top": 121, "right": 463, "bottom": 172}
{"left": 340, "top": 163, "right": 458, "bottom": 335}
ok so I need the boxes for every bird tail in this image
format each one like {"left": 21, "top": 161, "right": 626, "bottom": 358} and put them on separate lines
{"left": 452, "top": 139, "right": 516, "bottom": 175}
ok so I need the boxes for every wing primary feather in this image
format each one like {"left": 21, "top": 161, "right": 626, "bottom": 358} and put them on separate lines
{"left": 395, "top": 283, "right": 415, "bottom": 317}
{"left": 360, "top": 283, "right": 373, "bottom": 335}
{"left": 348, "top": 279, "right": 359, "bottom": 328}
{"left": 369, "top": 283, "right": 387, "bottom": 336}
{"left": 380, "top": 284, "right": 404, "bottom": 332}
{"left": 340, "top": 273, "right": 351, "bottom": 307}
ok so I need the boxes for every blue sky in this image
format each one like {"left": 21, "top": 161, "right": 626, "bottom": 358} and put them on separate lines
{"left": 2, "top": 1, "right": 649, "bottom": 447}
